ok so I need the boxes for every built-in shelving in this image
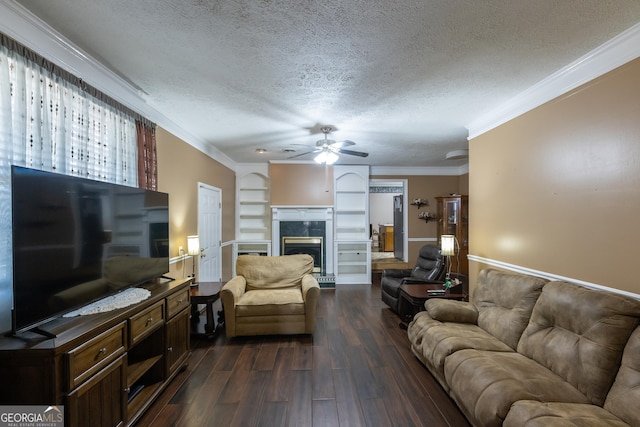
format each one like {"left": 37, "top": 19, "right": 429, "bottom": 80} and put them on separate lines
{"left": 334, "top": 166, "right": 371, "bottom": 284}
{"left": 335, "top": 241, "right": 371, "bottom": 284}
{"left": 234, "top": 166, "right": 272, "bottom": 271}
{"left": 236, "top": 166, "right": 271, "bottom": 242}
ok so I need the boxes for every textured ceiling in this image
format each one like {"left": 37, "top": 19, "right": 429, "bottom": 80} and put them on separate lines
{"left": 13, "top": 0, "right": 640, "bottom": 167}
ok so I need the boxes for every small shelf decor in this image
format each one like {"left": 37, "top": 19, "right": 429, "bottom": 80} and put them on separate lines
{"left": 418, "top": 211, "right": 435, "bottom": 222}
{"left": 410, "top": 198, "right": 428, "bottom": 208}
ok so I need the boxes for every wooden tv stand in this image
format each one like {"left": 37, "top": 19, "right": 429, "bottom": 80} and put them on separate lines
{"left": 0, "top": 277, "right": 191, "bottom": 427}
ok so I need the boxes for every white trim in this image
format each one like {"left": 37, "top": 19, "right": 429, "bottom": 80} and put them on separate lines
{"left": 269, "top": 162, "right": 470, "bottom": 176}
{"left": 198, "top": 182, "right": 223, "bottom": 282}
{"left": 468, "top": 254, "right": 640, "bottom": 300}
{"left": 408, "top": 237, "right": 438, "bottom": 242}
{"left": 0, "top": 0, "right": 237, "bottom": 171}
{"left": 271, "top": 206, "right": 334, "bottom": 275}
{"left": 370, "top": 165, "right": 468, "bottom": 176}
{"left": 467, "top": 21, "right": 640, "bottom": 139}
{"left": 8, "top": 0, "right": 639, "bottom": 173}
{"left": 169, "top": 254, "right": 190, "bottom": 264}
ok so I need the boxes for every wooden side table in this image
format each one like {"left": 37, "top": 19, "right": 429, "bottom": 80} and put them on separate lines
{"left": 190, "top": 281, "right": 224, "bottom": 337}
{"left": 398, "top": 283, "right": 467, "bottom": 328}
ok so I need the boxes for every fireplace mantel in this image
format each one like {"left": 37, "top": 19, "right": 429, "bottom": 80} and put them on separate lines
{"left": 271, "top": 206, "right": 334, "bottom": 275}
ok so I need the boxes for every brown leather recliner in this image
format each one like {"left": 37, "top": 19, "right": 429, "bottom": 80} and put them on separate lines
{"left": 381, "top": 244, "right": 445, "bottom": 314}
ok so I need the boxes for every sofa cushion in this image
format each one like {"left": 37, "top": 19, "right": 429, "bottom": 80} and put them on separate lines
{"left": 504, "top": 401, "right": 630, "bottom": 427}
{"left": 603, "top": 326, "right": 640, "bottom": 427}
{"left": 425, "top": 299, "right": 478, "bottom": 323}
{"left": 517, "top": 281, "right": 640, "bottom": 406}
{"left": 473, "top": 268, "right": 547, "bottom": 349}
{"left": 444, "top": 350, "right": 591, "bottom": 427}
{"left": 236, "top": 289, "right": 305, "bottom": 317}
{"left": 409, "top": 312, "right": 514, "bottom": 389}
{"left": 236, "top": 254, "right": 314, "bottom": 290}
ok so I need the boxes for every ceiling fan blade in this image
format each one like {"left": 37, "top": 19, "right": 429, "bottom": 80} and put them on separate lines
{"left": 318, "top": 140, "right": 354, "bottom": 149}
{"left": 334, "top": 139, "right": 355, "bottom": 148}
{"left": 316, "top": 138, "right": 344, "bottom": 147}
{"left": 338, "top": 148, "right": 369, "bottom": 157}
{"left": 288, "top": 149, "right": 319, "bottom": 159}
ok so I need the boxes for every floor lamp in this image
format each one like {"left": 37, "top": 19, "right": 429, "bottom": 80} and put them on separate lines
{"left": 187, "top": 235, "right": 200, "bottom": 286}
{"left": 440, "top": 234, "right": 455, "bottom": 288}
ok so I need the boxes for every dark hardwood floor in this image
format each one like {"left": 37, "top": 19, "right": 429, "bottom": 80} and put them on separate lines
{"left": 137, "top": 273, "right": 470, "bottom": 427}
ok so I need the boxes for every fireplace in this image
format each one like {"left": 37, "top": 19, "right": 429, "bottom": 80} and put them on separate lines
{"left": 282, "top": 237, "right": 323, "bottom": 273}
{"left": 271, "top": 206, "right": 334, "bottom": 281}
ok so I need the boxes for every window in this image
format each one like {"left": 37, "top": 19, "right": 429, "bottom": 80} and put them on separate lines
{"left": 0, "top": 40, "right": 138, "bottom": 332}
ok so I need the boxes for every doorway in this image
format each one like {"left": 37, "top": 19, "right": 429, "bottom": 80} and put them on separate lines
{"left": 369, "top": 179, "right": 408, "bottom": 268}
{"left": 197, "top": 183, "right": 222, "bottom": 282}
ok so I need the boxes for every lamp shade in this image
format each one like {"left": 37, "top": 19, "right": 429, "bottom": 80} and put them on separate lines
{"left": 187, "top": 235, "right": 200, "bottom": 256}
{"left": 441, "top": 235, "right": 455, "bottom": 256}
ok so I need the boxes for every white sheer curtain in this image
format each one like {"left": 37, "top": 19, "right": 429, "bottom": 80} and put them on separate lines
{"left": 0, "top": 44, "right": 138, "bottom": 332}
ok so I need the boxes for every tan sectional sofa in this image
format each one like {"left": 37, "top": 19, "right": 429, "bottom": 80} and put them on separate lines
{"left": 407, "top": 268, "right": 640, "bottom": 427}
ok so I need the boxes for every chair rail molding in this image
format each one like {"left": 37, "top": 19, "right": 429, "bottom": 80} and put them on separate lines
{"left": 468, "top": 254, "right": 640, "bottom": 300}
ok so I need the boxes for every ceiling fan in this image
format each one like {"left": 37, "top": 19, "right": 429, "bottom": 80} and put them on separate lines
{"left": 289, "top": 126, "right": 369, "bottom": 164}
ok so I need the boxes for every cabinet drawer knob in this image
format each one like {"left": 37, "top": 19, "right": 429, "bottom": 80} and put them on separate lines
{"left": 98, "top": 347, "right": 107, "bottom": 355}
{"left": 124, "top": 387, "right": 131, "bottom": 394}
{"left": 146, "top": 317, "right": 154, "bottom": 325}
{"left": 167, "top": 346, "right": 173, "bottom": 352}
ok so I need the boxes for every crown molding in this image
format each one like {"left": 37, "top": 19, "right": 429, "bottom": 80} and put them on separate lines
{"left": 0, "top": 0, "right": 237, "bottom": 172}
{"left": 371, "top": 164, "right": 468, "bottom": 176}
{"left": 9, "top": 0, "right": 631, "bottom": 172}
{"left": 467, "top": 21, "right": 640, "bottom": 140}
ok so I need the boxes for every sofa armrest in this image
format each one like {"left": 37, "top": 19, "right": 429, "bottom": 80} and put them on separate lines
{"left": 382, "top": 268, "right": 412, "bottom": 278}
{"left": 220, "top": 276, "right": 247, "bottom": 338}
{"left": 425, "top": 299, "right": 478, "bottom": 324}
{"left": 301, "top": 274, "right": 320, "bottom": 301}
{"left": 401, "top": 277, "right": 444, "bottom": 285}
{"left": 301, "top": 274, "right": 320, "bottom": 333}
{"left": 221, "top": 276, "right": 247, "bottom": 303}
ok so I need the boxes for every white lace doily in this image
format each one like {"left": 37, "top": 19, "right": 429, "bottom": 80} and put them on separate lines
{"left": 63, "top": 287, "right": 152, "bottom": 317}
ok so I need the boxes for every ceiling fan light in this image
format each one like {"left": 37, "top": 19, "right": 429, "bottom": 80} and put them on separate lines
{"left": 314, "top": 151, "right": 328, "bottom": 164}
{"left": 314, "top": 150, "right": 339, "bottom": 164}
{"left": 325, "top": 151, "right": 339, "bottom": 165}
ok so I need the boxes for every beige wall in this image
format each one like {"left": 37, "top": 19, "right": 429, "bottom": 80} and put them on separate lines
{"left": 371, "top": 173, "right": 469, "bottom": 268}
{"left": 156, "top": 127, "right": 236, "bottom": 280}
{"left": 269, "top": 164, "right": 469, "bottom": 268}
{"left": 270, "top": 163, "right": 334, "bottom": 205}
{"left": 469, "top": 58, "right": 640, "bottom": 296}
{"left": 155, "top": 135, "right": 470, "bottom": 280}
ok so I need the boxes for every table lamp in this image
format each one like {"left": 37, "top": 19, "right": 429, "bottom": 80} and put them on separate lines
{"left": 441, "top": 234, "right": 455, "bottom": 287}
{"left": 187, "top": 235, "right": 200, "bottom": 286}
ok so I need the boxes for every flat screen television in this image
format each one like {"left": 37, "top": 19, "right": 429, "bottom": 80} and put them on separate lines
{"left": 11, "top": 165, "right": 170, "bottom": 335}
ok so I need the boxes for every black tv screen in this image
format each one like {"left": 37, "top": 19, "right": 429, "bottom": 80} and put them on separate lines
{"left": 11, "top": 165, "right": 170, "bottom": 334}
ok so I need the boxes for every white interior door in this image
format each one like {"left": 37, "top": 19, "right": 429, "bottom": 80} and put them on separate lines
{"left": 198, "top": 183, "right": 222, "bottom": 282}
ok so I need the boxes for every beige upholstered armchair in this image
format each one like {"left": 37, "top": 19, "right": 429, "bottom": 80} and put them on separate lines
{"left": 221, "top": 254, "right": 320, "bottom": 338}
